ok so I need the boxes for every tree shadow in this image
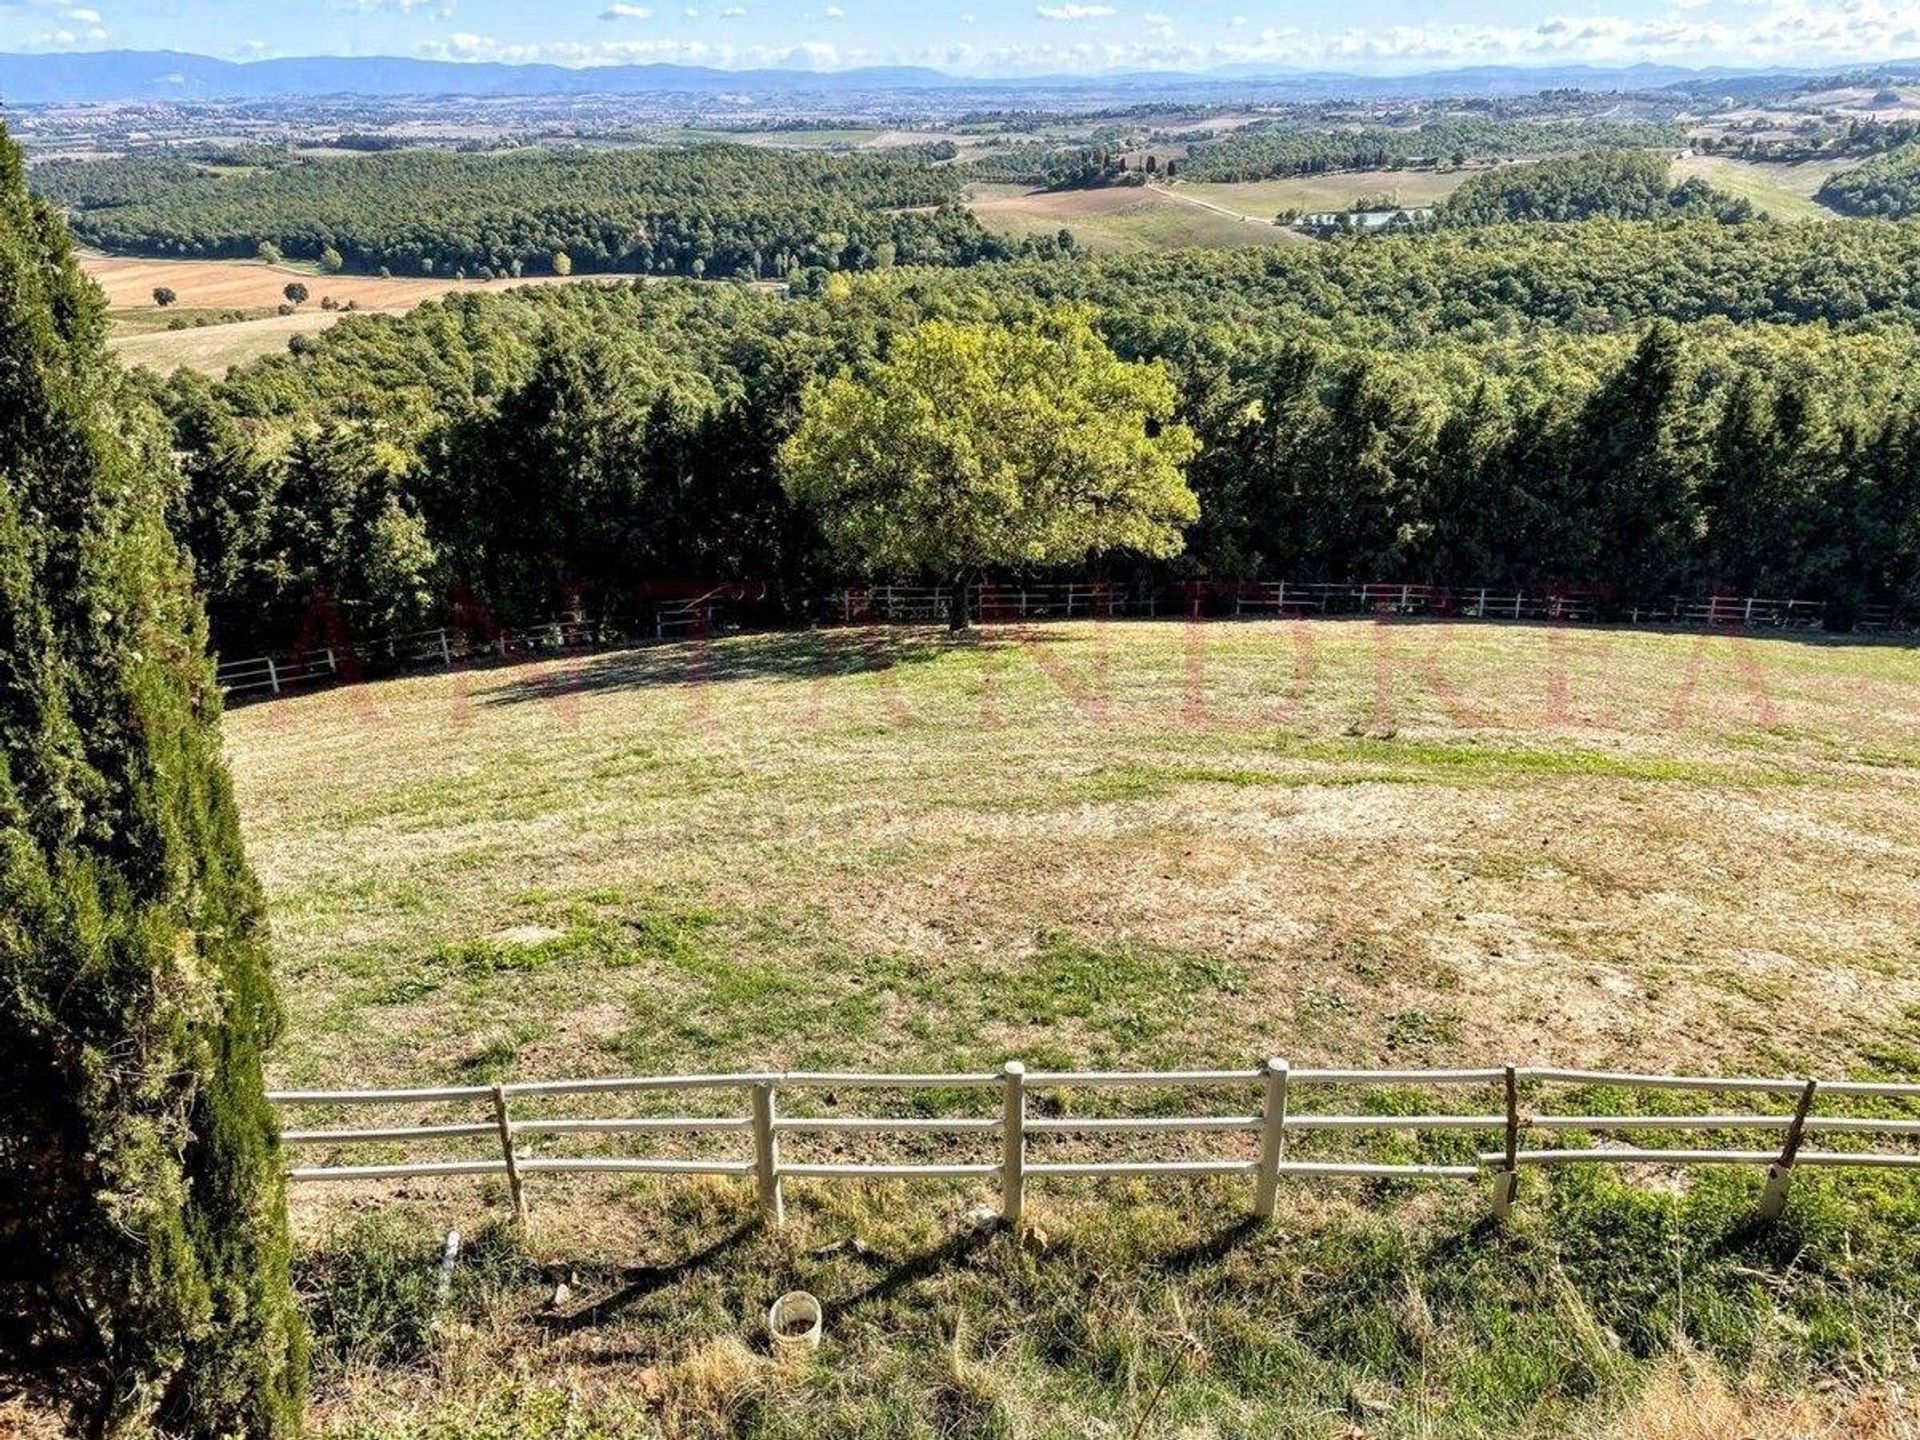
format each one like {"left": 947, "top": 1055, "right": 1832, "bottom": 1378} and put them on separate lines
{"left": 480, "top": 627, "right": 960, "bottom": 706}
{"left": 537, "top": 1221, "right": 758, "bottom": 1335}
{"left": 1155, "top": 1216, "right": 1262, "bottom": 1276}
{"left": 820, "top": 1221, "right": 1000, "bottom": 1326}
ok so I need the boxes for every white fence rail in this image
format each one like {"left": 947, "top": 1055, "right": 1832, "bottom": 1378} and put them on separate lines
{"left": 215, "top": 582, "right": 1915, "bottom": 704}
{"left": 270, "top": 1061, "right": 1920, "bottom": 1228}
{"left": 824, "top": 583, "right": 1913, "bottom": 630}
{"left": 216, "top": 617, "right": 636, "bottom": 700}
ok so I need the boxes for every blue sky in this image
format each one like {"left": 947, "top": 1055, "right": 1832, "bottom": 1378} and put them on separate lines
{"left": 2, "top": 0, "right": 1915, "bottom": 74}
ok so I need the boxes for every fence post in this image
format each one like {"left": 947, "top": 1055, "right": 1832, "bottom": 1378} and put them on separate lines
{"left": 491, "top": 1084, "right": 526, "bottom": 1226}
{"left": 1492, "top": 1065, "right": 1519, "bottom": 1220}
{"left": 324, "top": 647, "right": 337, "bottom": 675}
{"left": 751, "top": 1080, "right": 784, "bottom": 1225}
{"left": 266, "top": 656, "right": 281, "bottom": 696}
{"left": 1253, "top": 1057, "right": 1290, "bottom": 1219}
{"left": 1759, "top": 1078, "right": 1817, "bottom": 1222}
{"left": 439, "top": 628, "right": 453, "bottom": 667}
{"left": 1001, "top": 1061, "right": 1026, "bottom": 1228}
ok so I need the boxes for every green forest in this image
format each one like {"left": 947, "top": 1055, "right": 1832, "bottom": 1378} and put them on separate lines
{"left": 32, "top": 144, "right": 1067, "bottom": 279}
{"left": 1173, "top": 116, "right": 1685, "bottom": 182}
{"left": 136, "top": 213, "right": 1920, "bottom": 655}
{"left": 1437, "top": 151, "right": 1754, "bottom": 225}
{"left": 1818, "top": 140, "right": 1920, "bottom": 217}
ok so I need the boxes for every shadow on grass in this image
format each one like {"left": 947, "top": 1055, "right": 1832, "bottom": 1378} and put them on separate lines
{"left": 822, "top": 1222, "right": 1000, "bottom": 1325}
{"left": 480, "top": 627, "right": 954, "bottom": 706}
{"left": 477, "top": 625, "right": 1088, "bottom": 707}
{"left": 1156, "top": 1215, "right": 1262, "bottom": 1276}
{"left": 538, "top": 1221, "right": 758, "bottom": 1335}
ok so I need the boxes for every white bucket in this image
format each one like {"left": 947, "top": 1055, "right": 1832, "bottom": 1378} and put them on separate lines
{"left": 768, "top": 1291, "right": 823, "bottom": 1352}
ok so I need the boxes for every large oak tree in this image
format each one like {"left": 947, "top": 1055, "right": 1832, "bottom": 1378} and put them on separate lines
{"left": 781, "top": 308, "right": 1200, "bottom": 628}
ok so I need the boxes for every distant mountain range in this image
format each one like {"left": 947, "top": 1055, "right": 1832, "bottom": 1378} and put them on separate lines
{"left": 0, "top": 48, "right": 1914, "bottom": 106}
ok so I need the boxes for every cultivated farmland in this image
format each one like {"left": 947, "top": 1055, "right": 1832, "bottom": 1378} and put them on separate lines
{"left": 967, "top": 182, "right": 1309, "bottom": 252}
{"left": 229, "top": 618, "right": 1920, "bottom": 1439}
{"left": 84, "top": 253, "right": 606, "bottom": 373}
{"left": 1178, "top": 169, "right": 1476, "bottom": 218}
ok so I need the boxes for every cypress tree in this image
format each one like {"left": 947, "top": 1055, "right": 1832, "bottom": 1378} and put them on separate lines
{"left": 0, "top": 124, "right": 304, "bottom": 1437}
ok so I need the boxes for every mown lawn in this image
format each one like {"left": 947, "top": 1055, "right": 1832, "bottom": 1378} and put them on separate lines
{"left": 225, "top": 618, "right": 1920, "bottom": 1437}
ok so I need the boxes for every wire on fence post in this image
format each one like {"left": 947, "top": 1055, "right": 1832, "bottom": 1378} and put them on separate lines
{"left": 1492, "top": 1065, "right": 1519, "bottom": 1221}
{"left": 1001, "top": 1061, "right": 1026, "bottom": 1229}
{"left": 751, "top": 1080, "right": 784, "bottom": 1225}
{"left": 1759, "top": 1078, "right": 1817, "bottom": 1222}
{"left": 491, "top": 1084, "right": 526, "bottom": 1226}
{"left": 1253, "top": 1057, "right": 1289, "bottom": 1220}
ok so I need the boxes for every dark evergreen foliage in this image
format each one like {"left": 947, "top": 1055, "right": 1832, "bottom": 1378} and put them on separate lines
{"left": 1438, "top": 151, "right": 1755, "bottom": 225}
{"left": 31, "top": 144, "right": 1068, "bottom": 280}
{"left": 0, "top": 123, "right": 304, "bottom": 1440}
{"left": 1818, "top": 140, "right": 1920, "bottom": 218}
{"left": 142, "top": 215, "right": 1920, "bottom": 654}
{"left": 1175, "top": 117, "right": 1685, "bottom": 183}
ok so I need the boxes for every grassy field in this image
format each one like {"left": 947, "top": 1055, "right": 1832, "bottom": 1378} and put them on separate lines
{"left": 226, "top": 619, "right": 1920, "bottom": 1438}
{"left": 968, "top": 182, "right": 1308, "bottom": 252}
{"left": 1179, "top": 170, "right": 1475, "bottom": 218}
{"left": 1669, "top": 156, "right": 1857, "bottom": 221}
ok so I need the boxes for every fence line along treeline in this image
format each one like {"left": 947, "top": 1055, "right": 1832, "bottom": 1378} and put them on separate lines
{"left": 215, "top": 581, "right": 1912, "bottom": 703}
{"left": 153, "top": 241, "right": 1920, "bottom": 663}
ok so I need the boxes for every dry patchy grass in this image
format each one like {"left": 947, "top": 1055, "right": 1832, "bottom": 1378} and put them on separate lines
{"left": 220, "top": 618, "right": 1920, "bottom": 1438}
{"left": 229, "top": 619, "right": 1920, "bottom": 1100}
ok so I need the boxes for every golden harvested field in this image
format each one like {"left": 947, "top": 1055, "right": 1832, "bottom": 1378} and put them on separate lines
{"left": 84, "top": 253, "right": 604, "bottom": 373}
{"left": 968, "top": 182, "right": 1308, "bottom": 252}
{"left": 82, "top": 252, "right": 578, "bottom": 310}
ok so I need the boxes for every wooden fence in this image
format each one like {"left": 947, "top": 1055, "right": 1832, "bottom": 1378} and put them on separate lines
{"left": 827, "top": 583, "right": 1909, "bottom": 629}
{"left": 271, "top": 1062, "right": 1920, "bottom": 1228}
{"left": 215, "top": 582, "right": 1914, "bottom": 703}
{"left": 216, "top": 618, "right": 638, "bottom": 700}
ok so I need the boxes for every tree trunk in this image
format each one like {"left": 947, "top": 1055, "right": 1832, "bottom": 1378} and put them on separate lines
{"left": 949, "top": 575, "right": 971, "bottom": 632}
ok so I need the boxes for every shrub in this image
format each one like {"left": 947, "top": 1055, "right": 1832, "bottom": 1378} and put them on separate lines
{"left": 0, "top": 122, "right": 305, "bottom": 1438}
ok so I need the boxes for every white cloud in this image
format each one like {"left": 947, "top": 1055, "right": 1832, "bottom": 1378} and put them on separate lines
{"left": 302, "top": 0, "right": 1920, "bottom": 75}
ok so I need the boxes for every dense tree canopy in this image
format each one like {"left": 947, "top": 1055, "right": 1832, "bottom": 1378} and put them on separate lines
{"left": 781, "top": 310, "right": 1198, "bottom": 625}
{"left": 135, "top": 208, "right": 1920, "bottom": 655}
{"left": 1175, "top": 116, "right": 1685, "bottom": 182}
{"left": 1818, "top": 140, "right": 1920, "bottom": 218}
{"left": 0, "top": 125, "right": 302, "bottom": 1438}
{"left": 32, "top": 144, "right": 1067, "bottom": 280}
{"left": 1438, "top": 151, "right": 1753, "bottom": 226}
